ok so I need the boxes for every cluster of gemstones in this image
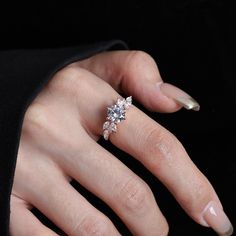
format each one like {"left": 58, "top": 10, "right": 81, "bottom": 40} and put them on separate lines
{"left": 103, "top": 96, "right": 132, "bottom": 140}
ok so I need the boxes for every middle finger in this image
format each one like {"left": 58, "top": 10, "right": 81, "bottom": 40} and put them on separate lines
{"left": 60, "top": 133, "right": 168, "bottom": 236}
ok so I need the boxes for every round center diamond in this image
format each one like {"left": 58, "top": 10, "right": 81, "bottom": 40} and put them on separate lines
{"left": 107, "top": 104, "right": 125, "bottom": 123}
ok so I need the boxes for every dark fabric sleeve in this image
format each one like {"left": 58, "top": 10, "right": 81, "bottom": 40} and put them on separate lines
{"left": 0, "top": 40, "right": 127, "bottom": 235}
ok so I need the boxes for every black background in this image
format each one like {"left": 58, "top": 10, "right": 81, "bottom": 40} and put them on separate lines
{"left": 1, "top": 1, "right": 235, "bottom": 235}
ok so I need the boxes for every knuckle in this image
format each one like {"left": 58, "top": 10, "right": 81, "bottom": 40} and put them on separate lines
{"left": 23, "top": 102, "right": 50, "bottom": 132}
{"left": 118, "top": 177, "right": 153, "bottom": 215}
{"left": 49, "top": 66, "right": 88, "bottom": 95}
{"left": 126, "top": 50, "right": 159, "bottom": 77}
{"left": 142, "top": 126, "right": 178, "bottom": 168}
{"left": 75, "top": 215, "right": 111, "bottom": 236}
{"left": 159, "top": 219, "right": 169, "bottom": 236}
{"left": 127, "top": 50, "right": 155, "bottom": 67}
{"left": 54, "top": 66, "right": 79, "bottom": 82}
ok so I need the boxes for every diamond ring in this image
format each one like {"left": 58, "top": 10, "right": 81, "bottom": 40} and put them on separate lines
{"left": 103, "top": 96, "right": 132, "bottom": 140}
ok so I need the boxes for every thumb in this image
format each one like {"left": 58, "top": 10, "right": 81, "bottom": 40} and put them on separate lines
{"left": 76, "top": 50, "right": 200, "bottom": 112}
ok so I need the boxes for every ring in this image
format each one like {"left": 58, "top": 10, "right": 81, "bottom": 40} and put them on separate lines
{"left": 103, "top": 96, "right": 132, "bottom": 140}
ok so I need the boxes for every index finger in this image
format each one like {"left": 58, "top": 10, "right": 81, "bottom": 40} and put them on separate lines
{"left": 77, "top": 50, "right": 200, "bottom": 112}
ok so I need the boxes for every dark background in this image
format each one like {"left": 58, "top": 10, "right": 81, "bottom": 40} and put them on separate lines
{"left": 1, "top": 1, "right": 235, "bottom": 235}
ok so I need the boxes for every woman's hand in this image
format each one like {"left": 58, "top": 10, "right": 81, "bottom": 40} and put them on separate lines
{"left": 10, "top": 51, "right": 233, "bottom": 235}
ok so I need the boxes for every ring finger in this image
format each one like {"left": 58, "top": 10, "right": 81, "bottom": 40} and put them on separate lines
{"left": 63, "top": 65, "right": 232, "bottom": 235}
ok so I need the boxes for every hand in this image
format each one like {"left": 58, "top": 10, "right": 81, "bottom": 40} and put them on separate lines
{"left": 10, "top": 51, "right": 233, "bottom": 235}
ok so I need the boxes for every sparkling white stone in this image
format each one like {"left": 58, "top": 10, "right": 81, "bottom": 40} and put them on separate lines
{"left": 103, "top": 96, "right": 132, "bottom": 140}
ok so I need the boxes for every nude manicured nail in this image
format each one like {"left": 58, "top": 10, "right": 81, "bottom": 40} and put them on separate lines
{"left": 202, "top": 201, "right": 233, "bottom": 236}
{"left": 159, "top": 83, "right": 200, "bottom": 111}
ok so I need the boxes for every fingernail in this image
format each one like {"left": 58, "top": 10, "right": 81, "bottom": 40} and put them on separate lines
{"left": 159, "top": 83, "right": 200, "bottom": 111}
{"left": 202, "top": 201, "right": 233, "bottom": 236}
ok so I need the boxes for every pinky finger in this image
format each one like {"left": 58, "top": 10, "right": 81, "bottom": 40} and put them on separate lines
{"left": 10, "top": 199, "right": 58, "bottom": 236}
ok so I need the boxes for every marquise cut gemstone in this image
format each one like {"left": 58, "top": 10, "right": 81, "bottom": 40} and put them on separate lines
{"left": 126, "top": 96, "right": 132, "bottom": 105}
{"left": 117, "top": 98, "right": 126, "bottom": 107}
{"left": 109, "top": 122, "right": 117, "bottom": 132}
{"left": 103, "top": 121, "right": 110, "bottom": 130}
{"left": 103, "top": 129, "right": 109, "bottom": 140}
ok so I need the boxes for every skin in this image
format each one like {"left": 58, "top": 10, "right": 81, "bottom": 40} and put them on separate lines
{"left": 10, "top": 51, "right": 222, "bottom": 235}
